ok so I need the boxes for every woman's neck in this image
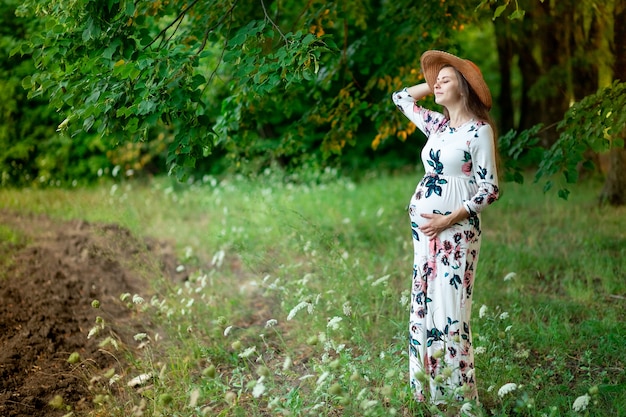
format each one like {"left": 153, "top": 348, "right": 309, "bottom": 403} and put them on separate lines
{"left": 446, "top": 105, "right": 474, "bottom": 128}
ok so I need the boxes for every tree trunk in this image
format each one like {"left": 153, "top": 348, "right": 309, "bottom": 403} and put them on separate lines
{"left": 513, "top": 0, "right": 573, "bottom": 146}
{"left": 600, "top": 0, "right": 626, "bottom": 206}
{"left": 600, "top": 142, "right": 626, "bottom": 206}
{"left": 493, "top": 18, "right": 515, "bottom": 135}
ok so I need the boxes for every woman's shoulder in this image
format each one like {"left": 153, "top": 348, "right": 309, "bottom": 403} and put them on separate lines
{"left": 465, "top": 121, "right": 494, "bottom": 150}
{"left": 468, "top": 120, "right": 493, "bottom": 137}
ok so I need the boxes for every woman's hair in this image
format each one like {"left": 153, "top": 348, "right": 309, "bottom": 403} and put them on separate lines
{"left": 442, "top": 64, "right": 502, "bottom": 183}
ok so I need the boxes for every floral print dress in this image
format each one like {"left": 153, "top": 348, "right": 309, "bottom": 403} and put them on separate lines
{"left": 392, "top": 88, "right": 499, "bottom": 404}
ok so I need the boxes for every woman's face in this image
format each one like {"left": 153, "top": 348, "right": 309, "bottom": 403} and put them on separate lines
{"left": 433, "top": 66, "right": 462, "bottom": 107}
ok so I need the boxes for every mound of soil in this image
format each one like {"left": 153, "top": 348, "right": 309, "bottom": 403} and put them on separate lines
{"left": 0, "top": 211, "right": 182, "bottom": 417}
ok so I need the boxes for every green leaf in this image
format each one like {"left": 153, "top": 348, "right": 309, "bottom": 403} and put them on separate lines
{"left": 83, "top": 115, "right": 95, "bottom": 131}
{"left": 190, "top": 74, "right": 206, "bottom": 90}
{"left": 125, "top": 0, "right": 135, "bottom": 17}
{"left": 137, "top": 100, "right": 157, "bottom": 115}
{"left": 493, "top": 5, "right": 508, "bottom": 20}
{"left": 558, "top": 188, "right": 570, "bottom": 200}
{"left": 103, "top": 40, "right": 121, "bottom": 60}
{"left": 509, "top": 9, "right": 525, "bottom": 20}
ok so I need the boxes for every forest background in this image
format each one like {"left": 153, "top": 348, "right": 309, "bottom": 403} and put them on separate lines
{"left": 1, "top": 0, "right": 625, "bottom": 203}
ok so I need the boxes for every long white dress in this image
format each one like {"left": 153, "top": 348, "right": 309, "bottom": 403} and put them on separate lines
{"left": 392, "top": 88, "right": 499, "bottom": 404}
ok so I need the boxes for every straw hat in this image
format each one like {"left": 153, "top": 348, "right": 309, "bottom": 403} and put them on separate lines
{"left": 420, "top": 50, "right": 492, "bottom": 110}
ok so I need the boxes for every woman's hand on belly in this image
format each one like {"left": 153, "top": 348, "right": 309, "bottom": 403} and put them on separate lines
{"left": 418, "top": 213, "right": 449, "bottom": 239}
{"left": 419, "top": 206, "right": 470, "bottom": 239}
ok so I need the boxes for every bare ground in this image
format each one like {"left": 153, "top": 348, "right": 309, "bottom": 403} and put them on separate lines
{"left": 0, "top": 210, "right": 183, "bottom": 417}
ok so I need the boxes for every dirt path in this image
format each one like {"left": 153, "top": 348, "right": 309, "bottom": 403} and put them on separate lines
{"left": 0, "top": 211, "right": 180, "bottom": 417}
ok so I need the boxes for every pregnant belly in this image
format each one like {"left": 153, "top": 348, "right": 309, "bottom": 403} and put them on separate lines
{"left": 407, "top": 184, "right": 462, "bottom": 228}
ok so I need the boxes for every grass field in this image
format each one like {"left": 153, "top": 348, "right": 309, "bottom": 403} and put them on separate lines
{"left": 1, "top": 169, "right": 625, "bottom": 417}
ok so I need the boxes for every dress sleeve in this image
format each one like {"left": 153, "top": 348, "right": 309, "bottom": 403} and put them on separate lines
{"left": 392, "top": 88, "right": 446, "bottom": 137}
{"left": 463, "top": 123, "right": 500, "bottom": 215}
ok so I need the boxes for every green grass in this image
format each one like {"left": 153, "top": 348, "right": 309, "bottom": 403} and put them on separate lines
{"left": 0, "top": 223, "right": 27, "bottom": 278}
{"left": 1, "top": 170, "right": 624, "bottom": 416}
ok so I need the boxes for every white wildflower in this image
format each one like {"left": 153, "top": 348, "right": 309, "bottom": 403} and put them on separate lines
{"left": 265, "top": 319, "right": 278, "bottom": 328}
{"left": 132, "top": 294, "right": 144, "bottom": 305}
{"left": 360, "top": 399, "right": 378, "bottom": 409}
{"left": 371, "top": 274, "right": 390, "bottom": 287}
{"left": 474, "top": 346, "right": 486, "bottom": 355}
{"left": 212, "top": 249, "right": 225, "bottom": 268}
{"left": 572, "top": 394, "right": 590, "bottom": 412}
{"left": 238, "top": 346, "right": 257, "bottom": 358}
{"left": 87, "top": 326, "right": 100, "bottom": 339}
{"left": 252, "top": 381, "right": 266, "bottom": 398}
{"left": 499, "top": 312, "right": 509, "bottom": 320}
{"left": 108, "top": 373, "right": 121, "bottom": 385}
{"left": 498, "top": 382, "right": 517, "bottom": 397}
{"left": 127, "top": 373, "right": 152, "bottom": 388}
{"left": 223, "top": 325, "right": 233, "bottom": 336}
{"left": 503, "top": 272, "right": 517, "bottom": 281}
{"left": 311, "top": 402, "right": 326, "bottom": 411}
{"left": 399, "top": 291, "right": 409, "bottom": 307}
{"left": 282, "top": 356, "right": 292, "bottom": 371}
{"left": 313, "top": 294, "right": 322, "bottom": 307}
{"left": 287, "top": 301, "right": 309, "bottom": 320}
{"left": 133, "top": 333, "right": 148, "bottom": 341}
{"left": 514, "top": 349, "right": 530, "bottom": 359}
{"left": 327, "top": 316, "right": 342, "bottom": 330}
{"left": 356, "top": 388, "right": 368, "bottom": 400}
{"left": 460, "top": 402, "right": 474, "bottom": 415}
{"left": 189, "top": 388, "right": 200, "bottom": 408}
{"left": 479, "top": 304, "right": 488, "bottom": 318}
{"left": 505, "top": 325, "right": 513, "bottom": 332}
{"left": 342, "top": 302, "right": 352, "bottom": 316}
{"left": 316, "top": 371, "right": 330, "bottom": 385}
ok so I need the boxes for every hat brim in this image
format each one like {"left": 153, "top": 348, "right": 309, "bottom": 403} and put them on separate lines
{"left": 420, "top": 50, "right": 492, "bottom": 110}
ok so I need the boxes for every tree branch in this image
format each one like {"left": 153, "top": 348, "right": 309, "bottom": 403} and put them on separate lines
{"left": 143, "top": 0, "right": 201, "bottom": 51}
{"left": 260, "top": 0, "right": 288, "bottom": 45}
{"left": 196, "top": 0, "right": 239, "bottom": 55}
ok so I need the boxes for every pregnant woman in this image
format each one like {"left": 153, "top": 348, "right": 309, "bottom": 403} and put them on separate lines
{"left": 392, "top": 50, "right": 500, "bottom": 408}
